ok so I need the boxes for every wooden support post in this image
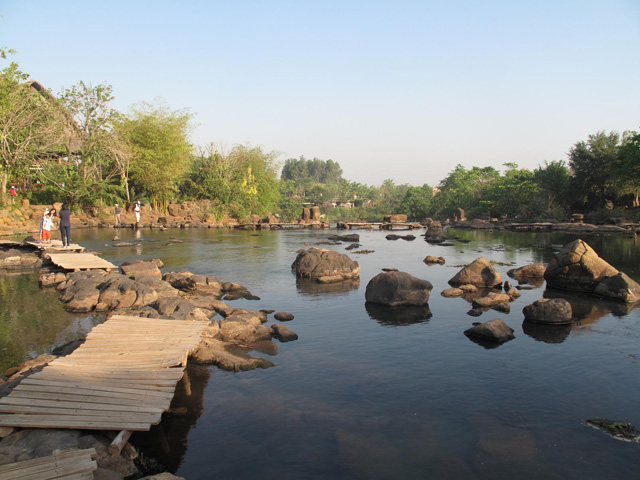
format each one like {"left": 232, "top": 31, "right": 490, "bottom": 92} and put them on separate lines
{"left": 109, "top": 430, "right": 132, "bottom": 456}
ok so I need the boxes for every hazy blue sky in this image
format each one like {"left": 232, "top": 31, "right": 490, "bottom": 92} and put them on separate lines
{"left": 2, "top": 0, "right": 639, "bottom": 186}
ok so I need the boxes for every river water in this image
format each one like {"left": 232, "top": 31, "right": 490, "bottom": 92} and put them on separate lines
{"left": 1, "top": 227, "right": 639, "bottom": 479}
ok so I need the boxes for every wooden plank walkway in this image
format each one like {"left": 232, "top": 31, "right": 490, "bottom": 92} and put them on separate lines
{"left": 0, "top": 316, "right": 207, "bottom": 431}
{"left": 45, "top": 253, "right": 117, "bottom": 271}
{"left": 0, "top": 447, "right": 97, "bottom": 480}
{"left": 25, "top": 240, "right": 85, "bottom": 253}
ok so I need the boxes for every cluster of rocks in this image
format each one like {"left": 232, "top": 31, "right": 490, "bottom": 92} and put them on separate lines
{"left": 37, "top": 259, "right": 298, "bottom": 371}
{"left": 0, "top": 248, "right": 43, "bottom": 272}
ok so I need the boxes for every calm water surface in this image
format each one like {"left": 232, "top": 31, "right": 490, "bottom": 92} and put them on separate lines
{"left": 2, "top": 227, "right": 639, "bottom": 479}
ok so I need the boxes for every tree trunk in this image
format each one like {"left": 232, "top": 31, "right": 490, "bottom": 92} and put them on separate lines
{"left": 1, "top": 168, "right": 7, "bottom": 205}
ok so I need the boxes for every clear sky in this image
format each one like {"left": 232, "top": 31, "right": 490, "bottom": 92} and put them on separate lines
{"left": 1, "top": 0, "right": 639, "bottom": 186}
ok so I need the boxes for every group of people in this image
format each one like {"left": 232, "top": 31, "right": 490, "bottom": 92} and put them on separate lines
{"left": 114, "top": 201, "right": 141, "bottom": 225}
{"left": 39, "top": 204, "right": 72, "bottom": 247}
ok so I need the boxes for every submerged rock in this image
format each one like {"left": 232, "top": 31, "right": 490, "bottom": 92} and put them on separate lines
{"left": 423, "top": 255, "right": 445, "bottom": 265}
{"left": 365, "top": 271, "right": 433, "bottom": 307}
{"left": 507, "top": 263, "right": 546, "bottom": 279}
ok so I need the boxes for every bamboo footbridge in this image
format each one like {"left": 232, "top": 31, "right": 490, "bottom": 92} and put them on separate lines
{"left": 0, "top": 315, "right": 207, "bottom": 457}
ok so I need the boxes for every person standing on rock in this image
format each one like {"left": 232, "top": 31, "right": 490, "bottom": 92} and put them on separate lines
{"left": 134, "top": 201, "right": 141, "bottom": 224}
{"left": 114, "top": 204, "right": 121, "bottom": 226}
{"left": 59, "top": 204, "right": 72, "bottom": 247}
{"left": 9, "top": 186, "right": 16, "bottom": 205}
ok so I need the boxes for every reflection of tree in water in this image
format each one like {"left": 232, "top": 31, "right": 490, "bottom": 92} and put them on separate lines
{"left": 0, "top": 274, "right": 101, "bottom": 371}
{"left": 296, "top": 278, "right": 360, "bottom": 296}
{"left": 365, "top": 302, "right": 432, "bottom": 327}
{"left": 132, "top": 363, "right": 212, "bottom": 473}
{"left": 544, "top": 288, "right": 639, "bottom": 330}
{"left": 522, "top": 320, "right": 572, "bottom": 344}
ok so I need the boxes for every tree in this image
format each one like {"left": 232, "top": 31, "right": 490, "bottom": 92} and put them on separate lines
{"left": 124, "top": 101, "right": 193, "bottom": 211}
{"left": 0, "top": 61, "right": 63, "bottom": 203}
{"left": 534, "top": 160, "right": 572, "bottom": 216}
{"left": 568, "top": 131, "right": 621, "bottom": 208}
{"left": 480, "top": 163, "right": 541, "bottom": 218}
{"left": 615, "top": 130, "right": 640, "bottom": 207}
{"left": 37, "top": 81, "right": 131, "bottom": 206}
{"left": 399, "top": 184, "right": 433, "bottom": 220}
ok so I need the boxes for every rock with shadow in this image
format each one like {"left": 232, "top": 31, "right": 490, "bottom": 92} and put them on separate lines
{"left": 365, "top": 302, "right": 432, "bottom": 326}
{"left": 544, "top": 239, "right": 640, "bottom": 303}
{"left": 365, "top": 271, "right": 433, "bottom": 306}
{"left": 448, "top": 257, "right": 502, "bottom": 288}
{"left": 464, "top": 319, "right": 515, "bottom": 348}
{"left": 292, "top": 247, "right": 360, "bottom": 284}
{"left": 543, "top": 288, "right": 639, "bottom": 325}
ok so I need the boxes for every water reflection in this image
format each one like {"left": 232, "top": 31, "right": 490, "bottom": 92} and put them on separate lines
{"left": 543, "top": 288, "right": 639, "bottom": 326}
{"left": 134, "top": 363, "right": 212, "bottom": 473}
{"left": 296, "top": 278, "right": 360, "bottom": 296}
{"left": 0, "top": 274, "right": 103, "bottom": 371}
{"left": 365, "top": 302, "right": 432, "bottom": 326}
{"left": 522, "top": 320, "right": 572, "bottom": 344}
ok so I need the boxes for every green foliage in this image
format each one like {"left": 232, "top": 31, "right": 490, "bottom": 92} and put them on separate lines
{"left": 568, "top": 130, "right": 621, "bottom": 208}
{"left": 184, "top": 143, "right": 280, "bottom": 222}
{"left": 615, "top": 130, "right": 640, "bottom": 206}
{"left": 124, "top": 101, "right": 193, "bottom": 212}
{"left": 399, "top": 184, "right": 433, "bottom": 220}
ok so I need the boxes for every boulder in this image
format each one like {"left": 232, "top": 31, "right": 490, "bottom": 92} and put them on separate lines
{"left": 464, "top": 319, "right": 515, "bottom": 344}
{"left": 522, "top": 298, "right": 573, "bottom": 325}
{"left": 544, "top": 239, "right": 619, "bottom": 293}
{"left": 274, "top": 311, "right": 294, "bottom": 321}
{"left": 507, "top": 263, "right": 546, "bottom": 279}
{"left": 448, "top": 257, "right": 502, "bottom": 288}
{"left": 441, "top": 288, "right": 463, "bottom": 297}
{"left": 472, "top": 292, "right": 512, "bottom": 308}
{"left": 271, "top": 324, "right": 299, "bottom": 342}
{"left": 365, "top": 271, "right": 433, "bottom": 307}
{"left": 327, "top": 234, "right": 360, "bottom": 242}
{"left": 423, "top": 255, "right": 445, "bottom": 265}
{"left": 593, "top": 273, "right": 640, "bottom": 303}
{"left": 383, "top": 214, "right": 407, "bottom": 224}
{"left": 218, "top": 318, "right": 272, "bottom": 344}
{"left": 190, "top": 338, "right": 274, "bottom": 371}
{"left": 120, "top": 260, "right": 162, "bottom": 278}
{"left": 424, "top": 222, "right": 446, "bottom": 243}
{"left": 503, "top": 281, "right": 521, "bottom": 300}
{"left": 291, "top": 248, "right": 360, "bottom": 282}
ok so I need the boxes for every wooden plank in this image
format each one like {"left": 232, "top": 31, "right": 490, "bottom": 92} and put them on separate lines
{"left": 0, "top": 415, "right": 152, "bottom": 431}
{"left": 0, "top": 448, "right": 96, "bottom": 480}
{"left": 0, "top": 399, "right": 164, "bottom": 417}
{"left": 17, "top": 381, "right": 174, "bottom": 400}
{"left": 1, "top": 394, "right": 167, "bottom": 410}
{"left": 21, "top": 378, "right": 176, "bottom": 397}
{"left": 40, "top": 364, "right": 185, "bottom": 378}
{"left": 0, "top": 404, "right": 165, "bottom": 416}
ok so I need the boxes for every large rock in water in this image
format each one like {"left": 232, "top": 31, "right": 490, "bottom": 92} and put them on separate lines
{"left": 522, "top": 298, "right": 573, "bottom": 324}
{"left": 544, "top": 239, "right": 640, "bottom": 302}
{"left": 464, "top": 319, "right": 515, "bottom": 344}
{"left": 544, "top": 239, "right": 619, "bottom": 292}
{"left": 448, "top": 257, "right": 502, "bottom": 288}
{"left": 291, "top": 248, "right": 360, "bottom": 283}
{"left": 365, "top": 271, "right": 433, "bottom": 306}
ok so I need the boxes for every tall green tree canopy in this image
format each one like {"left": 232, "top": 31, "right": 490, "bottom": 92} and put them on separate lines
{"left": 0, "top": 61, "right": 63, "bottom": 203}
{"left": 615, "top": 130, "right": 640, "bottom": 206}
{"left": 568, "top": 130, "right": 620, "bottom": 207}
{"left": 124, "top": 101, "right": 193, "bottom": 211}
